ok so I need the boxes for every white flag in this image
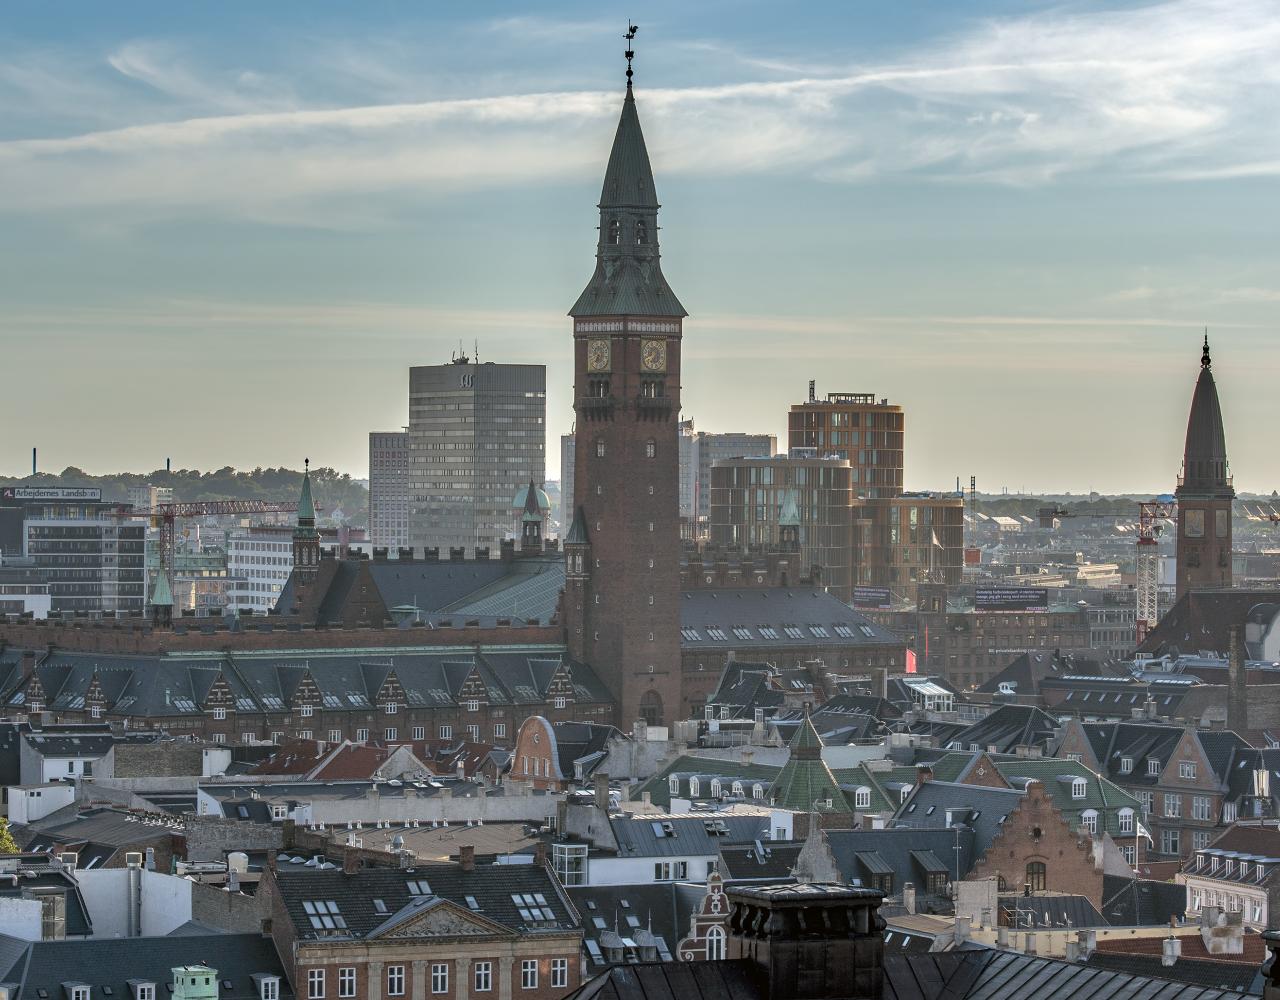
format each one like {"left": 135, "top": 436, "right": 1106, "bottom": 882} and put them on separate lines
{"left": 1135, "top": 820, "right": 1154, "bottom": 844}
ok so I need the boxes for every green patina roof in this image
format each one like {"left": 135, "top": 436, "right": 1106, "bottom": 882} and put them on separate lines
{"left": 635, "top": 754, "right": 780, "bottom": 809}
{"left": 778, "top": 490, "right": 801, "bottom": 527}
{"left": 150, "top": 569, "right": 173, "bottom": 607}
{"left": 564, "top": 506, "right": 589, "bottom": 545}
{"left": 569, "top": 87, "right": 686, "bottom": 319}
{"left": 294, "top": 464, "right": 318, "bottom": 540}
{"left": 991, "top": 755, "right": 1143, "bottom": 838}
{"left": 769, "top": 717, "right": 853, "bottom": 815}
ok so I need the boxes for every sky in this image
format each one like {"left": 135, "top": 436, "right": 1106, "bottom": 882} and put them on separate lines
{"left": 1, "top": 1, "right": 1277, "bottom": 494}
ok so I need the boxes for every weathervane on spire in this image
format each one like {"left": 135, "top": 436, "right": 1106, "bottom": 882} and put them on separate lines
{"left": 1202, "top": 328, "right": 1211, "bottom": 369}
{"left": 625, "top": 23, "right": 639, "bottom": 86}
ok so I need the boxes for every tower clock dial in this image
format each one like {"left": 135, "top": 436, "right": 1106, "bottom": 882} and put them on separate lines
{"left": 641, "top": 338, "right": 667, "bottom": 372}
{"left": 587, "top": 339, "right": 611, "bottom": 372}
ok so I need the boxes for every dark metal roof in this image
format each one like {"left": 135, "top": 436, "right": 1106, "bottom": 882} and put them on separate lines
{"left": 1177, "top": 341, "right": 1233, "bottom": 499}
{"left": 272, "top": 862, "right": 575, "bottom": 940}
{"left": 680, "top": 590, "right": 899, "bottom": 647}
{"left": 0, "top": 932, "right": 292, "bottom": 1000}
{"left": 609, "top": 813, "right": 769, "bottom": 858}
{"left": 566, "top": 883, "right": 688, "bottom": 969}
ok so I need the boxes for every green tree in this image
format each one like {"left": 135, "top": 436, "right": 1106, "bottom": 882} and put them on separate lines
{"left": 0, "top": 819, "right": 18, "bottom": 854}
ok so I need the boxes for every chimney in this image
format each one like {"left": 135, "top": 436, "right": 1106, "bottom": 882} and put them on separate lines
{"left": 726, "top": 883, "right": 886, "bottom": 1000}
{"left": 343, "top": 847, "right": 360, "bottom": 876}
{"left": 1024, "top": 933, "right": 1037, "bottom": 956}
{"left": 1228, "top": 625, "right": 1248, "bottom": 735}
{"left": 954, "top": 915, "right": 971, "bottom": 944}
{"left": 1064, "top": 940, "right": 1079, "bottom": 963}
{"left": 227, "top": 867, "right": 241, "bottom": 893}
{"left": 533, "top": 842, "right": 548, "bottom": 868}
{"left": 593, "top": 773, "right": 610, "bottom": 812}
{"left": 281, "top": 818, "right": 297, "bottom": 849}
{"left": 20, "top": 649, "right": 36, "bottom": 683}
{"left": 460, "top": 845, "right": 475, "bottom": 872}
{"left": 996, "top": 926, "right": 1009, "bottom": 948}
{"left": 914, "top": 765, "right": 933, "bottom": 787}
{"left": 902, "top": 882, "right": 916, "bottom": 915}
{"left": 1162, "top": 935, "right": 1181, "bottom": 967}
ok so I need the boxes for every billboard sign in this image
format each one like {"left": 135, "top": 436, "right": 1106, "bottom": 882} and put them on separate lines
{"left": 975, "top": 586, "right": 1049, "bottom": 612}
{"left": 1, "top": 486, "right": 103, "bottom": 502}
{"left": 852, "top": 586, "right": 892, "bottom": 610}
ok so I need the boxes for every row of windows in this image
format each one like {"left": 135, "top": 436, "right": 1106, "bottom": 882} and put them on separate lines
{"left": 306, "top": 960, "right": 565, "bottom": 998}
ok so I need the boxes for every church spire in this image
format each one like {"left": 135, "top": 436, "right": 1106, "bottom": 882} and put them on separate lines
{"left": 293, "top": 458, "right": 321, "bottom": 584}
{"left": 1177, "top": 333, "right": 1233, "bottom": 498}
{"left": 569, "top": 26, "right": 685, "bottom": 319}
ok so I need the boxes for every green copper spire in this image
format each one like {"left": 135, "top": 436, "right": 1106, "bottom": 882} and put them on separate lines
{"left": 150, "top": 566, "right": 173, "bottom": 608}
{"left": 569, "top": 36, "right": 685, "bottom": 319}
{"left": 294, "top": 459, "right": 319, "bottom": 540}
{"left": 768, "top": 714, "right": 853, "bottom": 816}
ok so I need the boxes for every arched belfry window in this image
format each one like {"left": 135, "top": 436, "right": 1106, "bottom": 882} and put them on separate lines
{"left": 595, "top": 438, "right": 606, "bottom": 458}
{"left": 635, "top": 220, "right": 649, "bottom": 245}
{"left": 607, "top": 219, "right": 620, "bottom": 245}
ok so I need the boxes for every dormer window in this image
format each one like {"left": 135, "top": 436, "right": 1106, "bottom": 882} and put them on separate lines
{"left": 669, "top": 775, "right": 680, "bottom": 795}
{"left": 1071, "top": 779, "right": 1087, "bottom": 799}
{"left": 132, "top": 983, "right": 156, "bottom": 1000}
{"left": 635, "top": 220, "right": 649, "bottom": 245}
{"left": 1147, "top": 759, "right": 1160, "bottom": 776}
{"left": 258, "top": 978, "right": 280, "bottom": 1000}
{"left": 1120, "top": 757, "right": 1133, "bottom": 774}
{"left": 607, "top": 219, "right": 620, "bottom": 245}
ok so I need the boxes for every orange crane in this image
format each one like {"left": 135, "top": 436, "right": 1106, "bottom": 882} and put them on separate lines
{"left": 116, "top": 500, "right": 302, "bottom": 600}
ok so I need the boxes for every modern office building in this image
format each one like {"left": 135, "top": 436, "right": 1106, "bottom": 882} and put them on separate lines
{"left": 679, "top": 420, "right": 776, "bottom": 535}
{"left": 788, "top": 385, "right": 904, "bottom": 498}
{"left": 368, "top": 429, "right": 410, "bottom": 549}
{"left": 559, "top": 433, "right": 576, "bottom": 533}
{"left": 407, "top": 359, "right": 546, "bottom": 554}
{"left": 0, "top": 489, "right": 145, "bottom": 616}
{"left": 225, "top": 525, "right": 294, "bottom": 614}
{"left": 708, "top": 456, "right": 963, "bottom": 605}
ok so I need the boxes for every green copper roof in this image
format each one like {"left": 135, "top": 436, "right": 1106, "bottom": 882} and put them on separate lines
{"left": 778, "top": 490, "right": 801, "bottom": 527}
{"left": 565, "top": 505, "right": 590, "bottom": 545}
{"left": 295, "top": 463, "right": 319, "bottom": 540}
{"left": 769, "top": 716, "right": 852, "bottom": 815}
{"left": 569, "top": 87, "right": 686, "bottom": 319}
{"left": 150, "top": 568, "right": 173, "bottom": 607}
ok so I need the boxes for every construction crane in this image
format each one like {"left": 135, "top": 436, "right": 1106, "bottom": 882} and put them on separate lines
{"left": 116, "top": 499, "right": 302, "bottom": 600}
{"left": 1135, "top": 499, "right": 1176, "bottom": 646}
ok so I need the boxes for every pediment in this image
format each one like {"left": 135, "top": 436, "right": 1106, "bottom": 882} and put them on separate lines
{"left": 371, "top": 898, "right": 516, "bottom": 940}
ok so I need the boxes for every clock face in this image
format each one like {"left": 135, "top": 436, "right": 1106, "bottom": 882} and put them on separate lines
{"left": 641, "top": 338, "right": 667, "bottom": 372}
{"left": 587, "top": 339, "right": 611, "bottom": 372}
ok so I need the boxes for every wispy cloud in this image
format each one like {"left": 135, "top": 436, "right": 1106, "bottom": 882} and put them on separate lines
{"left": 0, "top": 0, "right": 1277, "bottom": 223}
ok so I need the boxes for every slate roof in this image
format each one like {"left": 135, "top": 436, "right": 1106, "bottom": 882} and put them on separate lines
{"left": 1080, "top": 721, "right": 1249, "bottom": 788}
{"left": 1, "top": 644, "right": 611, "bottom": 721}
{"left": 272, "top": 861, "right": 576, "bottom": 941}
{"left": 679, "top": 590, "right": 900, "bottom": 649}
{"left": 21, "top": 726, "right": 116, "bottom": 759}
{"left": 0, "top": 932, "right": 292, "bottom": 1000}
{"left": 1100, "top": 875, "right": 1187, "bottom": 926}
{"left": 717, "top": 843, "right": 803, "bottom": 882}
{"left": 16, "top": 806, "right": 178, "bottom": 867}
{"left": 945, "top": 705, "right": 1060, "bottom": 754}
{"left": 566, "top": 948, "right": 1260, "bottom": 1000}
{"left": 893, "top": 781, "right": 1026, "bottom": 868}
{"left": 566, "top": 883, "right": 690, "bottom": 969}
{"left": 704, "top": 663, "right": 787, "bottom": 719}
{"left": 1139, "top": 589, "right": 1280, "bottom": 657}
{"left": 998, "top": 894, "right": 1106, "bottom": 928}
{"left": 547, "top": 722, "right": 624, "bottom": 781}
{"left": 825, "top": 828, "right": 977, "bottom": 895}
{"left": 1085, "top": 952, "right": 1261, "bottom": 994}
{"left": 608, "top": 813, "right": 770, "bottom": 858}
{"left": 977, "top": 649, "right": 1127, "bottom": 695}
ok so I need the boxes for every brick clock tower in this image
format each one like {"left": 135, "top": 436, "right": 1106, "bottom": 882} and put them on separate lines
{"left": 565, "top": 36, "right": 685, "bottom": 727}
{"left": 1175, "top": 335, "right": 1234, "bottom": 598}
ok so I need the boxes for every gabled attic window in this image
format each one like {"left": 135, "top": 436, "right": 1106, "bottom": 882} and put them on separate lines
{"left": 1147, "top": 759, "right": 1161, "bottom": 776}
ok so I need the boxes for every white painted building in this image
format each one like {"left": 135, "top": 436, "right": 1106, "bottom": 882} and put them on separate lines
{"left": 225, "top": 525, "right": 294, "bottom": 614}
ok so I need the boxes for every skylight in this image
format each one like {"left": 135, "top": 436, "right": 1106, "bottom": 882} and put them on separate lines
{"left": 303, "top": 900, "right": 347, "bottom": 930}
{"left": 512, "top": 893, "right": 556, "bottom": 922}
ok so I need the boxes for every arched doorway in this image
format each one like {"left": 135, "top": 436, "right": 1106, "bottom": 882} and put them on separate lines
{"left": 639, "top": 690, "right": 663, "bottom": 726}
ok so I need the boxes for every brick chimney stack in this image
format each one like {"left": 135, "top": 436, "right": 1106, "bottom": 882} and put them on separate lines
{"left": 460, "top": 845, "right": 475, "bottom": 872}
{"left": 726, "top": 883, "right": 886, "bottom": 1000}
{"left": 343, "top": 847, "right": 360, "bottom": 876}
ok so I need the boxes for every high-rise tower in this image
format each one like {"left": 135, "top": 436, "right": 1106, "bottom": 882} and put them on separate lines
{"left": 1174, "top": 334, "right": 1234, "bottom": 597}
{"left": 565, "top": 32, "right": 685, "bottom": 727}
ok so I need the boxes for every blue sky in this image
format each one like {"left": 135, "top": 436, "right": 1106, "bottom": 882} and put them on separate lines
{"left": 1, "top": 1, "right": 1277, "bottom": 493}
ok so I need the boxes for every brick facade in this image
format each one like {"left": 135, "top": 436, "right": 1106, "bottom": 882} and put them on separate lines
{"left": 966, "top": 780, "right": 1103, "bottom": 908}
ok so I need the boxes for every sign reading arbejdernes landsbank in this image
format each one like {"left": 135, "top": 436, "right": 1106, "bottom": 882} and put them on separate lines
{"left": 975, "top": 586, "right": 1049, "bottom": 612}
{"left": 1, "top": 486, "right": 103, "bottom": 501}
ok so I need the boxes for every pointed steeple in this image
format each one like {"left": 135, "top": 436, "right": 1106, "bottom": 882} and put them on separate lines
{"left": 768, "top": 713, "right": 853, "bottom": 816}
{"left": 296, "top": 459, "right": 317, "bottom": 530}
{"left": 1177, "top": 333, "right": 1234, "bottom": 499}
{"left": 150, "top": 566, "right": 173, "bottom": 628}
{"left": 565, "top": 505, "right": 590, "bottom": 546}
{"left": 522, "top": 479, "right": 544, "bottom": 522}
{"left": 293, "top": 458, "right": 321, "bottom": 584}
{"left": 569, "top": 46, "right": 685, "bottom": 319}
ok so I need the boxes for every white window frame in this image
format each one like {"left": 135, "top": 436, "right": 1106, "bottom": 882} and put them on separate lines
{"left": 551, "top": 959, "right": 568, "bottom": 989}
{"left": 474, "top": 962, "right": 492, "bottom": 993}
{"left": 260, "top": 979, "right": 280, "bottom": 1000}
{"left": 494, "top": 723, "right": 507, "bottom": 739}
{"left": 338, "top": 968, "right": 355, "bottom": 999}
{"left": 1118, "top": 809, "right": 1134, "bottom": 834}
{"left": 431, "top": 963, "right": 448, "bottom": 995}
{"left": 299, "top": 704, "right": 314, "bottom": 718}
{"left": 387, "top": 965, "right": 405, "bottom": 997}
{"left": 554, "top": 696, "right": 566, "bottom": 710}
{"left": 308, "top": 969, "right": 325, "bottom": 1000}
{"left": 385, "top": 727, "right": 397, "bottom": 742}
{"left": 1071, "top": 779, "right": 1087, "bottom": 800}
{"left": 413, "top": 726, "right": 426, "bottom": 741}
{"left": 440, "top": 725, "right": 453, "bottom": 740}
{"left": 212, "top": 707, "right": 227, "bottom": 720}
{"left": 356, "top": 728, "right": 369, "bottom": 743}
{"left": 1180, "top": 760, "right": 1197, "bottom": 779}
{"left": 521, "top": 960, "right": 539, "bottom": 990}
{"left": 854, "top": 787, "right": 871, "bottom": 809}
{"left": 1147, "top": 759, "right": 1160, "bottom": 776}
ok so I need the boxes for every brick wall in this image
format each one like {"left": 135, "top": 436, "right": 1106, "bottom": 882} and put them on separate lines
{"left": 189, "top": 878, "right": 264, "bottom": 933}
{"left": 966, "top": 780, "right": 1103, "bottom": 908}
{"left": 112, "top": 742, "right": 206, "bottom": 778}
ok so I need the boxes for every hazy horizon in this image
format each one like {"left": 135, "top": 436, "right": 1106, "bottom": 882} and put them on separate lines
{"left": 2, "top": 2, "right": 1277, "bottom": 494}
